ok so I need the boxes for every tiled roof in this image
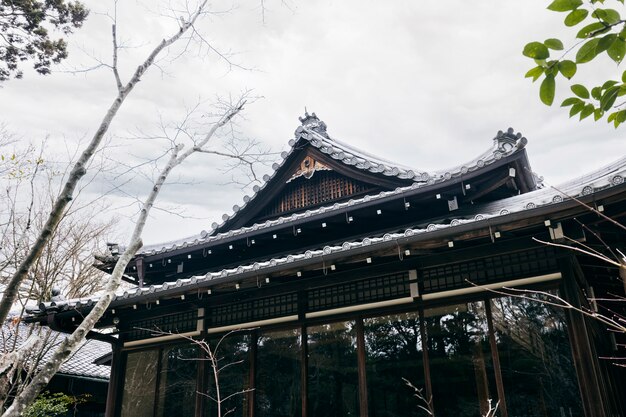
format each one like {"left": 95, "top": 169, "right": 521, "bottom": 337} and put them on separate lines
{"left": 134, "top": 124, "right": 530, "bottom": 257}
{"left": 1, "top": 322, "right": 111, "bottom": 381}
{"left": 35, "top": 155, "right": 626, "bottom": 314}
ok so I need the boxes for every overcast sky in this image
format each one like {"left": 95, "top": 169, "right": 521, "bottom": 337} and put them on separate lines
{"left": 1, "top": 0, "right": 624, "bottom": 245}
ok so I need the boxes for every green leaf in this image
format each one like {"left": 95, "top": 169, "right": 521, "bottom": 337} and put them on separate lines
{"left": 580, "top": 103, "right": 594, "bottom": 120}
{"left": 610, "top": 110, "right": 626, "bottom": 127}
{"left": 591, "top": 86, "right": 602, "bottom": 100}
{"left": 564, "top": 9, "right": 589, "bottom": 26}
{"left": 607, "top": 37, "right": 626, "bottom": 64}
{"left": 619, "top": 85, "right": 626, "bottom": 97}
{"left": 576, "top": 22, "right": 608, "bottom": 38}
{"left": 607, "top": 111, "right": 617, "bottom": 122}
{"left": 597, "top": 34, "right": 617, "bottom": 54}
{"left": 622, "top": 70, "right": 626, "bottom": 83}
{"left": 592, "top": 8, "right": 621, "bottom": 24}
{"left": 571, "top": 84, "right": 590, "bottom": 98}
{"left": 525, "top": 66, "right": 545, "bottom": 81}
{"left": 523, "top": 42, "right": 550, "bottom": 59}
{"left": 570, "top": 102, "right": 584, "bottom": 117}
{"left": 600, "top": 86, "right": 620, "bottom": 110}
{"left": 602, "top": 80, "right": 619, "bottom": 89}
{"left": 545, "top": 38, "right": 564, "bottom": 50}
{"left": 540, "top": 75, "right": 556, "bottom": 105}
{"left": 558, "top": 60, "right": 577, "bottom": 78}
{"left": 593, "top": 108, "right": 604, "bottom": 121}
{"left": 548, "top": 0, "right": 583, "bottom": 11}
{"left": 561, "top": 97, "right": 582, "bottom": 106}
{"left": 576, "top": 38, "right": 600, "bottom": 63}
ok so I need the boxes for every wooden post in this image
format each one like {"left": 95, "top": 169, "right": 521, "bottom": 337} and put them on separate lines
{"left": 355, "top": 318, "right": 369, "bottom": 417}
{"left": 485, "top": 299, "right": 508, "bottom": 417}
{"left": 104, "top": 345, "right": 123, "bottom": 417}
{"left": 248, "top": 331, "right": 258, "bottom": 417}
{"left": 418, "top": 307, "right": 433, "bottom": 414}
{"left": 301, "top": 325, "right": 308, "bottom": 417}
{"left": 195, "top": 345, "right": 207, "bottom": 417}
{"left": 559, "top": 257, "right": 606, "bottom": 417}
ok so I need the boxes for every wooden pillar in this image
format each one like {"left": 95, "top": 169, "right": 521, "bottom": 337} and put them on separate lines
{"left": 195, "top": 346, "right": 207, "bottom": 417}
{"left": 355, "top": 318, "right": 369, "bottom": 417}
{"left": 104, "top": 345, "right": 123, "bottom": 417}
{"left": 152, "top": 348, "right": 163, "bottom": 417}
{"left": 248, "top": 331, "right": 258, "bottom": 417}
{"left": 300, "top": 325, "right": 308, "bottom": 417}
{"left": 559, "top": 257, "right": 606, "bottom": 417}
{"left": 485, "top": 299, "right": 508, "bottom": 417}
{"left": 418, "top": 307, "right": 433, "bottom": 415}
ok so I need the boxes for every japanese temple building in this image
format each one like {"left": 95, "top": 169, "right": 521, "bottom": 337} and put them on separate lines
{"left": 28, "top": 113, "right": 626, "bottom": 417}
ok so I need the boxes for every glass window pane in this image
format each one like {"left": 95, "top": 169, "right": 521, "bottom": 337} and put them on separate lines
{"left": 256, "top": 328, "right": 302, "bottom": 417}
{"left": 155, "top": 345, "right": 198, "bottom": 417}
{"left": 492, "top": 294, "right": 583, "bottom": 417}
{"left": 204, "top": 332, "right": 251, "bottom": 417}
{"left": 425, "top": 302, "right": 495, "bottom": 417}
{"left": 308, "top": 321, "right": 358, "bottom": 417}
{"left": 364, "top": 312, "right": 425, "bottom": 417}
{"left": 120, "top": 349, "right": 159, "bottom": 417}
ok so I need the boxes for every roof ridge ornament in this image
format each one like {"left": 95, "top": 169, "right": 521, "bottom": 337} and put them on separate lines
{"left": 296, "top": 110, "right": 329, "bottom": 138}
{"left": 494, "top": 127, "right": 527, "bottom": 152}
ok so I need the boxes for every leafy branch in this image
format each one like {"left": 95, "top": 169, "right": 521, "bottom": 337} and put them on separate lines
{"left": 523, "top": 0, "right": 626, "bottom": 127}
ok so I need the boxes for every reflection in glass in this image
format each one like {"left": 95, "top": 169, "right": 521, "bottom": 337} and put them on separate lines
{"left": 425, "top": 302, "right": 495, "bottom": 417}
{"left": 204, "top": 332, "right": 251, "bottom": 417}
{"left": 120, "top": 349, "right": 159, "bottom": 417}
{"left": 155, "top": 345, "right": 198, "bottom": 417}
{"left": 364, "top": 312, "right": 425, "bottom": 417}
{"left": 256, "top": 328, "right": 302, "bottom": 417}
{"left": 492, "top": 295, "right": 583, "bottom": 417}
{"left": 308, "top": 321, "right": 359, "bottom": 417}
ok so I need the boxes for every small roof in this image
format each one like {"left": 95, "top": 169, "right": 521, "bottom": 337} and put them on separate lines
{"left": 1, "top": 321, "right": 111, "bottom": 381}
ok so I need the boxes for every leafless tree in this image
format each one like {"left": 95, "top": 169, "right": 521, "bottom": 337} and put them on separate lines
{"left": 0, "top": 0, "right": 217, "bottom": 324}
{"left": 402, "top": 377, "right": 434, "bottom": 416}
{"left": 2, "top": 91, "right": 256, "bottom": 416}
{"left": 0, "top": 0, "right": 275, "bottom": 413}
{"left": 139, "top": 326, "right": 254, "bottom": 417}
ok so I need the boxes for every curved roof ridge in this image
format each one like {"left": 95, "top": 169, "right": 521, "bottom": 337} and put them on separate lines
{"left": 311, "top": 129, "right": 418, "bottom": 172}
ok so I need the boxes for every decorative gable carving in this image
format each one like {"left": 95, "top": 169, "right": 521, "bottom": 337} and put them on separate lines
{"left": 287, "top": 155, "right": 332, "bottom": 182}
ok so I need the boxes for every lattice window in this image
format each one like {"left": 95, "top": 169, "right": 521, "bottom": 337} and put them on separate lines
{"left": 263, "top": 171, "right": 375, "bottom": 217}
{"left": 126, "top": 309, "right": 199, "bottom": 341}
{"left": 307, "top": 272, "right": 410, "bottom": 312}
{"left": 209, "top": 293, "right": 298, "bottom": 328}
{"left": 421, "top": 247, "right": 558, "bottom": 293}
